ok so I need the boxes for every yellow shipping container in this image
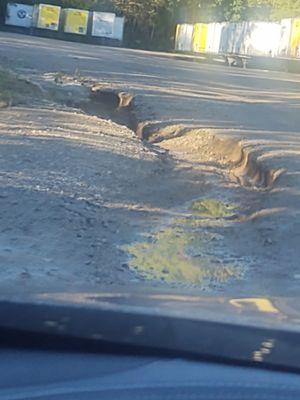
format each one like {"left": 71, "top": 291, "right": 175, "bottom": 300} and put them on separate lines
{"left": 63, "top": 9, "right": 89, "bottom": 35}
{"left": 290, "top": 18, "right": 300, "bottom": 57}
{"left": 36, "top": 4, "right": 60, "bottom": 31}
{"left": 192, "top": 23, "right": 208, "bottom": 53}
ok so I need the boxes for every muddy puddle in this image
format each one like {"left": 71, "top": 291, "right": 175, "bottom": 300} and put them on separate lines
{"left": 124, "top": 200, "right": 246, "bottom": 289}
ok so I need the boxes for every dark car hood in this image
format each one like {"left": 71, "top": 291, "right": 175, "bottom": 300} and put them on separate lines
{"left": 1, "top": 290, "right": 300, "bottom": 371}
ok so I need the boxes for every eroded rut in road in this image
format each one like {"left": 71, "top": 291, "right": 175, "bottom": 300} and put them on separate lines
{"left": 80, "top": 85, "right": 282, "bottom": 191}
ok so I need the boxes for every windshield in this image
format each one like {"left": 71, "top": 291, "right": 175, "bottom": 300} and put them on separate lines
{"left": 0, "top": 0, "right": 300, "bottom": 348}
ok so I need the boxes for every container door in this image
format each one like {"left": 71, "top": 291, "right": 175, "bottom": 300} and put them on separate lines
{"left": 175, "top": 24, "right": 193, "bottom": 52}
{"left": 113, "top": 17, "right": 125, "bottom": 41}
{"left": 278, "top": 19, "right": 292, "bottom": 57}
{"left": 185, "top": 24, "right": 194, "bottom": 52}
{"left": 192, "top": 23, "right": 208, "bottom": 53}
{"left": 37, "top": 4, "right": 60, "bottom": 31}
{"left": 92, "top": 12, "right": 115, "bottom": 38}
{"left": 233, "top": 22, "right": 248, "bottom": 54}
{"left": 205, "top": 23, "right": 215, "bottom": 53}
{"left": 214, "top": 23, "right": 226, "bottom": 54}
{"left": 175, "top": 24, "right": 183, "bottom": 51}
{"left": 64, "top": 9, "right": 89, "bottom": 35}
{"left": 219, "top": 23, "right": 235, "bottom": 53}
{"left": 291, "top": 18, "right": 300, "bottom": 57}
{"left": 5, "top": 3, "right": 33, "bottom": 28}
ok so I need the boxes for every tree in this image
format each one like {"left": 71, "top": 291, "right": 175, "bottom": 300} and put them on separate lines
{"left": 111, "top": 0, "right": 176, "bottom": 48}
{"left": 248, "top": 0, "right": 300, "bottom": 19}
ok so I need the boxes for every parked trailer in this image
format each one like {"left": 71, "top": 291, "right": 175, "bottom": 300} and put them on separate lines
{"left": 33, "top": 4, "right": 61, "bottom": 31}
{"left": 5, "top": 3, "right": 33, "bottom": 28}
{"left": 62, "top": 8, "right": 89, "bottom": 35}
{"left": 92, "top": 12, "right": 115, "bottom": 38}
{"left": 175, "top": 24, "right": 193, "bottom": 52}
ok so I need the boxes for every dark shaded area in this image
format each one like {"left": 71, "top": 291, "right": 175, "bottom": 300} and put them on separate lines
{"left": 79, "top": 87, "right": 137, "bottom": 131}
{"left": 2, "top": 296, "right": 300, "bottom": 375}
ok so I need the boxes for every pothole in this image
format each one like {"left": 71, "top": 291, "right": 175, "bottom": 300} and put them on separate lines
{"left": 75, "top": 85, "right": 283, "bottom": 191}
{"left": 136, "top": 123, "right": 283, "bottom": 190}
{"left": 229, "top": 145, "right": 284, "bottom": 189}
{"left": 79, "top": 86, "right": 137, "bottom": 132}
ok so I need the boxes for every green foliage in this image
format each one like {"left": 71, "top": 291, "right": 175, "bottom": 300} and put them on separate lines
{"left": 174, "top": 0, "right": 300, "bottom": 22}
{"left": 271, "top": 0, "right": 300, "bottom": 19}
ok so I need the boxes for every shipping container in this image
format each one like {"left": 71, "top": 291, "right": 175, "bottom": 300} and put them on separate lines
{"left": 5, "top": 3, "right": 33, "bottom": 28}
{"left": 192, "top": 23, "right": 208, "bottom": 53}
{"left": 243, "top": 22, "right": 281, "bottom": 57}
{"left": 113, "top": 17, "right": 125, "bottom": 42}
{"left": 63, "top": 8, "right": 89, "bottom": 35}
{"left": 290, "top": 18, "right": 300, "bottom": 58}
{"left": 219, "top": 23, "right": 247, "bottom": 54}
{"left": 277, "top": 19, "right": 292, "bottom": 57}
{"left": 92, "top": 12, "right": 115, "bottom": 38}
{"left": 33, "top": 4, "right": 61, "bottom": 31}
{"left": 175, "top": 24, "right": 193, "bottom": 52}
{"left": 205, "top": 22, "right": 226, "bottom": 54}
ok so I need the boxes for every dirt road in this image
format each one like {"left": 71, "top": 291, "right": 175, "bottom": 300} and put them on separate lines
{"left": 0, "top": 31, "right": 300, "bottom": 297}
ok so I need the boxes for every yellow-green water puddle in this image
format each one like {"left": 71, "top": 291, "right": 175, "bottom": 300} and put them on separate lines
{"left": 125, "top": 200, "right": 244, "bottom": 287}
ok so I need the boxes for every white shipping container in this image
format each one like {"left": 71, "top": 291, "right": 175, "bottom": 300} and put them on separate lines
{"left": 243, "top": 22, "right": 281, "bottom": 57}
{"left": 92, "top": 12, "right": 115, "bottom": 38}
{"left": 113, "top": 17, "right": 125, "bottom": 41}
{"left": 277, "top": 18, "right": 292, "bottom": 57}
{"left": 205, "top": 22, "right": 226, "bottom": 53}
{"left": 175, "top": 24, "right": 194, "bottom": 52}
{"left": 5, "top": 3, "right": 33, "bottom": 28}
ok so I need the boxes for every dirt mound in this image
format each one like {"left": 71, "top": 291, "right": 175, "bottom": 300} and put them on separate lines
{"left": 138, "top": 124, "right": 283, "bottom": 190}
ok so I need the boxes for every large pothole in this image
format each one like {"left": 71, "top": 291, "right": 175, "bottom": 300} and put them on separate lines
{"left": 78, "top": 85, "right": 283, "bottom": 191}
{"left": 142, "top": 123, "right": 284, "bottom": 190}
{"left": 79, "top": 86, "right": 137, "bottom": 132}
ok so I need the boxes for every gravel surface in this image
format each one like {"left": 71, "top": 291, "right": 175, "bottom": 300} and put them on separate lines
{"left": 0, "top": 105, "right": 213, "bottom": 294}
{"left": 0, "top": 32, "right": 300, "bottom": 297}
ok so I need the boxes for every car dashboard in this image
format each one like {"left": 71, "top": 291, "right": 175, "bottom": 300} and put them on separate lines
{"left": 1, "top": 345, "right": 300, "bottom": 400}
